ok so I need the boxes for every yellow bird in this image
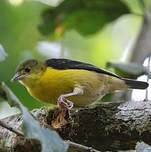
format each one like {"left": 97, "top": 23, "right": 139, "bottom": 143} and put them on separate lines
{"left": 12, "top": 58, "right": 148, "bottom": 109}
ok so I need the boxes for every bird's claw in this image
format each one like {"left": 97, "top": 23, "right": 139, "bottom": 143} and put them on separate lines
{"left": 57, "top": 96, "right": 74, "bottom": 110}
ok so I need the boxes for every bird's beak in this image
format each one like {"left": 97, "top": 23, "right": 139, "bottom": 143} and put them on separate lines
{"left": 11, "top": 72, "right": 25, "bottom": 82}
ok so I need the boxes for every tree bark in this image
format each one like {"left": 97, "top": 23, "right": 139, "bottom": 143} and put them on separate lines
{"left": 1, "top": 100, "right": 151, "bottom": 152}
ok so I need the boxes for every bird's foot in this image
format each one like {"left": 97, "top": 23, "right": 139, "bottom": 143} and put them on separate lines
{"left": 51, "top": 108, "right": 69, "bottom": 129}
{"left": 57, "top": 96, "right": 74, "bottom": 110}
{"left": 51, "top": 96, "right": 73, "bottom": 128}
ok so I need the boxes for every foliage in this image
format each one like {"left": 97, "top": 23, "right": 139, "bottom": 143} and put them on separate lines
{"left": 0, "top": 0, "right": 147, "bottom": 114}
{"left": 0, "top": 1, "right": 46, "bottom": 109}
{"left": 39, "top": 0, "right": 130, "bottom": 37}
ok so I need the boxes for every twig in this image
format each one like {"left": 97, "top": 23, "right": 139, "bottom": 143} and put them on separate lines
{"left": 0, "top": 120, "right": 24, "bottom": 137}
{"left": 66, "top": 140, "right": 101, "bottom": 152}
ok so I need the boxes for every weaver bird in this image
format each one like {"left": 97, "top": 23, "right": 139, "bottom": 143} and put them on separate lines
{"left": 12, "top": 58, "right": 148, "bottom": 109}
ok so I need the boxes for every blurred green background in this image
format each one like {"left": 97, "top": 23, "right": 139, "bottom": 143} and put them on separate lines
{"left": 0, "top": 0, "right": 149, "bottom": 118}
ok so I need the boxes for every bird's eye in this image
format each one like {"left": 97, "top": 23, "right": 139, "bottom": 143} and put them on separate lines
{"left": 24, "top": 67, "right": 31, "bottom": 73}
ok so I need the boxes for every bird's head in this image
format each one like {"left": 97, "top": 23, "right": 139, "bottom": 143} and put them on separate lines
{"left": 11, "top": 59, "right": 46, "bottom": 85}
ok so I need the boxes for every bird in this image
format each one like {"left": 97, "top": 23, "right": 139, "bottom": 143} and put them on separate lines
{"left": 12, "top": 58, "right": 149, "bottom": 109}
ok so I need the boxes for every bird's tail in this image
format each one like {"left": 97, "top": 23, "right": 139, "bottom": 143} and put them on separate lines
{"left": 122, "top": 78, "right": 149, "bottom": 89}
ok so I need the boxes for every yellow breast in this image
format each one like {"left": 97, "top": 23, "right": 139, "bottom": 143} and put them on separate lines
{"left": 25, "top": 67, "right": 105, "bottom": 106}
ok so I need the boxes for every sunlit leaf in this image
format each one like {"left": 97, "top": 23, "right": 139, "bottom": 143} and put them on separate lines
{"left": 106, "top": 62, "right": 149, "bottom": 79}
{"left": 0, "top": 44, "right": 7, "bottom": 61}
{"left": 39, "top": 0, "right": 130, "bottom": 37}
{"left": 0, "top": 82, "right": 68, "bottom": 152}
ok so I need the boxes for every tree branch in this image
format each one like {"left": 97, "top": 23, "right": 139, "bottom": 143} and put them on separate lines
{"left": 66, "top": 140, "right": 101, "bottom": 152}
{"left": 0, "top": 120, "right": 24, "bottom": 137}
{"left": 0, "top": 101, "right": 151, "bottom": 151}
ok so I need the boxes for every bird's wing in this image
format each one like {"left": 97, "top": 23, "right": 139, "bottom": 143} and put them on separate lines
{"left": 45, "top": 58, "right": 121, "bottom": 79}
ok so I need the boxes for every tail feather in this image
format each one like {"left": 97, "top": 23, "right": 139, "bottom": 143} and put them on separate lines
{"left": 122, "top": 78, "right": 149, "bottom": 89}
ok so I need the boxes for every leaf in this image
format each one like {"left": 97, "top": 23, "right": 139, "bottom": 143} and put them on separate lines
{"left": 0, "top": 82, "right": 7, "bottom": 101}
{"left": 0, "top": 82, "right": 68, "bottom": 152}
{"left": 38, "top": 0, "right": 130, "bottom": 37}
{"left": 136, "top": 142, "right": 151, "bottom": 152}
{"left": 0, "top": 44, "right": 7, "bottom": 61}
{"left": 22, "top": 107, "right": 68, "bottom": 152}
{"left": 106, "top": 62, "right": 149, "bottom": 79}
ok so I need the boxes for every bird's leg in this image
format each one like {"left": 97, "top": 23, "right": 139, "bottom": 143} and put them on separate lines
{"left": 57, "top": 87, "right": 83, "bottom": 110}
{"left": 52, "top": 87, "right": 83, "bottom": 128}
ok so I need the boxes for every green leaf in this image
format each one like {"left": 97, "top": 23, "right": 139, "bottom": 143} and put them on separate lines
{"left": 0, "top": 82, "right": 7, "bottom": 101}
{"left": 0, "top": 44, "right": 7, "bottom": 61}
{"left": 106, "top": 62, "right": 149, "bottom": 79}
{"left": 0, "top": 82, "right": 68, "bottom": 152}
{"left": 0, "top": 82, "right": 16, "bottom": 106}
{"left": 39, "top": 0, "right": 130, "bottom": 37}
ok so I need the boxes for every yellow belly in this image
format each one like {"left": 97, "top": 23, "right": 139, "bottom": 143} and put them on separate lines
{"left": 26, "top": 68, "right": 107, "bottom": 106}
